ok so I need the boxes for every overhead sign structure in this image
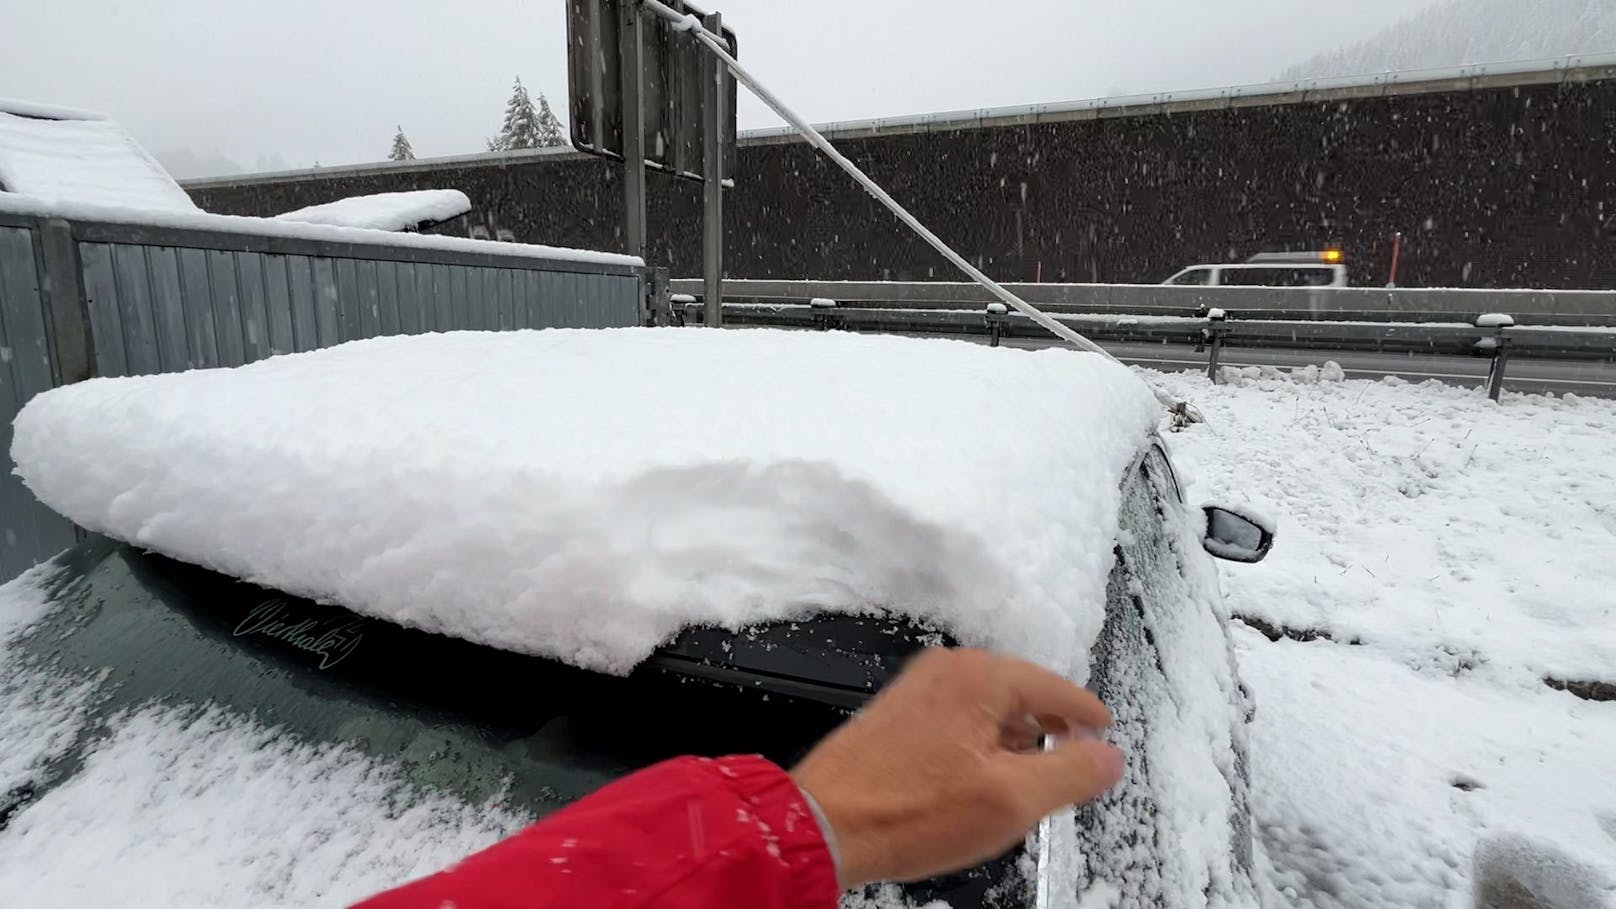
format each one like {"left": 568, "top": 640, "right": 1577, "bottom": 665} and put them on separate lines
{"left": 567, "top": 0, "right": 738, "bottom": 325}
{"left": 567, "top": 0, "right": 737, "bottom": 182}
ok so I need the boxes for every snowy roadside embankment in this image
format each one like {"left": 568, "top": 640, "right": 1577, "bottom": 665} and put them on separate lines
{"left": 1149, "top": 367, "right": 1616, "bottom": 908}
{"left": 1162, "top": 367, "right": 1616, "bottom": 690}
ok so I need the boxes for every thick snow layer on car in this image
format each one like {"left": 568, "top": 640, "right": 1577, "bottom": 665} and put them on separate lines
{"left": 0, "top": 700, "right": 527, "bottom": 907}
{"left": 0, "top": 104, "right": 198, "bottom": 212}
{"left": 11, "top": 328, "right": 1162, "bottom": 676}
{"left": 275, "top": 189, "right": 472, "bottom": 231}
{"left": 1150, "top": 367, "right": 1616, "bottom": 907}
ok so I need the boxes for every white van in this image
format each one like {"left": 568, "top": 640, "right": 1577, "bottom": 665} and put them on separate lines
{"left": 1163, "top": 251, "right": 1347, "bottom": 288}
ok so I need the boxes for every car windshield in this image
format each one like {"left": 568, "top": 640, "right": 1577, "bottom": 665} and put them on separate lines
{"left": 9, "top": 538, "right": 1017, "bottom": 905}
{"left": 18, "top": 541, "right": 837, "bottom": 807}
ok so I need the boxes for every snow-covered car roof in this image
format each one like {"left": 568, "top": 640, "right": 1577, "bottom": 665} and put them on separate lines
{"left": 0, "top": 98, "right": 198, "bottom": 212}
{"left": 11, "top": 328, "right": 1162, "bottom": 675}
{"left": 275, "top": 189, "right": 473, "bottom": 232}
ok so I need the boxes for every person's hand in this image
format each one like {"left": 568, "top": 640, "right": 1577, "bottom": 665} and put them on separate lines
{"left": 790, "top": 648, "right": 1124, "bottom": 889}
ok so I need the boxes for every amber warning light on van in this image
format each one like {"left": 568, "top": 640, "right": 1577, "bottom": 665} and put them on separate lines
{"left": 1245, "top": 250, "right": 1346, "bottom": 266}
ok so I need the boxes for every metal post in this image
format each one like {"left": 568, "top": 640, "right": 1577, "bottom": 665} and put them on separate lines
{"left": 1477, "top": 313, "right": 1514, "bottom": 402}
{"left": 37, "top": 218, "right": 94, "bottom": 384}
{"left": 810, "top": 296, "right": 837, "bottom": 331}
{"left": 1205, "top": 309, "right": 1228, "bottom": 382}
{"left": 986, "top": 302, "right": 1007, "bottom": 347}
{"left": 1487, "top": 336, "right": 1511, "bottom": 401}
{"left": 618, "top": 0, "right": 647, "bottom": 259}
{"left": 669, "top": 293, "right": 698, "bottom": 326}
{"left": 646, "top": 266, "right": 671, "bottom": 327}
{"left": 701, "top": 10, "right": 725, "bottom": 328}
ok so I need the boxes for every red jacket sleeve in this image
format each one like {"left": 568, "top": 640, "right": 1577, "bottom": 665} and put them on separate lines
{"left": 351, "top": 755, "right": 841, "bottom": 909}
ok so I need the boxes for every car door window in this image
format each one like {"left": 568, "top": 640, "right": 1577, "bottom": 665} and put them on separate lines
{"left": 1101, "top": 449, "right": 1254, "bottom": 876}
{"left": 1167, "top": 268, "right": 1211, "bottom": 286}
{"left": 1220, "top": 267, "right": 1332, "bottom": 287}
{"left": 1088, "top": 457, "right": 1166, "bottom": 717}
{"left": 1077, "top": 456, "right": 1171, "bottom": 901}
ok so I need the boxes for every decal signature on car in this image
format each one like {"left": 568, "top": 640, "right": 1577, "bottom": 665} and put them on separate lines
{"left": 232, "top": 599, "right": 365, "bottom": 669}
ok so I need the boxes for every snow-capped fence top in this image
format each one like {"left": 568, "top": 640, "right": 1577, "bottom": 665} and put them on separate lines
{"left": 275, "top": 190, "right": 473, "bottom": 232}
{"left": 12, "top": 328, "right": 1162, "bottom": 676}
{"left": 0, "top": 191, "right": 642, "bottom": 270}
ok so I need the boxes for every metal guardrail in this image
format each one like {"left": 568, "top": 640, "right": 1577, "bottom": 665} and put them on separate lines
{"left": 668, "top": 281, "right": 1616, "bottom": 403}
{"left": 670, "top": 279, "right": 1616, "bottom": 326}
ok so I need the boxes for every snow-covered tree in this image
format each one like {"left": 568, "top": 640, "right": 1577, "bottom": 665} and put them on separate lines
{"left": 488, "top": 77, "right": 567, "bottom": 151}
{"left": 534, "top": 93, "right": 567, "bottom": 148}
{"left": 389, "top": 126, "right": 415, "bottom": 162}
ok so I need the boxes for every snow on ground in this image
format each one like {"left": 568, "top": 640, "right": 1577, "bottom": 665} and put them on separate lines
{"left": 1148, "top": 366, "right": 1616, "bottom": 908}
{"left": 275, "top": 189, "right": 472, "bottom": 232}
{"left": 0, "top": 102, "right": 198, "bottom": 212}
{"left": 1165, "top": 366, "right": 1616, "bottom": 691}
{"left": 1239, "top": 633, "right": 1616, "bottom": 908}
{"left": 10, "top": 329, "right": 1160, "bottom": 678}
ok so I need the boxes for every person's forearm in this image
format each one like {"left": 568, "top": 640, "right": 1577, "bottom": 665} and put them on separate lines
{"left": 351, "top": 755, "right": 839, "bottom": 909}
{"left": 356, "top": 648, "right": 1123, "bottom": 907}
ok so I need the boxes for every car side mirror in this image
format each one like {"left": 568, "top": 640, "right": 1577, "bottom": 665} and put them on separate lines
{"left": 1201, "top": 505, "right": 1275, "bottom": 564}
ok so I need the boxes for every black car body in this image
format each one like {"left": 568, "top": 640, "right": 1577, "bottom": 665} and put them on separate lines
{"left": 0, "top": 435, "right": 1268, "bottom": 908}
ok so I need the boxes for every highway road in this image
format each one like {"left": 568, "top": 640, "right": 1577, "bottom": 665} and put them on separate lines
{"left": 1108, "top": 342, "right": 1616, "bottom": 397}
{"left": 923, "top": 335, "right": 1616, "bottom": 397}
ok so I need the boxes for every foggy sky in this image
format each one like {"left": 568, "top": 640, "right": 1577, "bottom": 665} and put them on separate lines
{"left": 0, "top": 0, "right": 1417, "bottom": 178}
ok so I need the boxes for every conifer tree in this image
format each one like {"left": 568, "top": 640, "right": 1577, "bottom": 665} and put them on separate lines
{"left": 533, "top": 92, "right": 566, "bottom": 147}
{"left": 488, "top": 77, "right": 542, "bottom": 151}
{"left": 388, "top": 126, "right": 415, "bottom": 161}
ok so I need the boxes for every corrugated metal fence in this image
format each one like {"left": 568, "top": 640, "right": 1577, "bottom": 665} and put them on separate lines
{"left": 0, "top": 211, "right": 647, "bottom": 582}
{"left": 0, "top": 223, "right": 77, "bottom": 577}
